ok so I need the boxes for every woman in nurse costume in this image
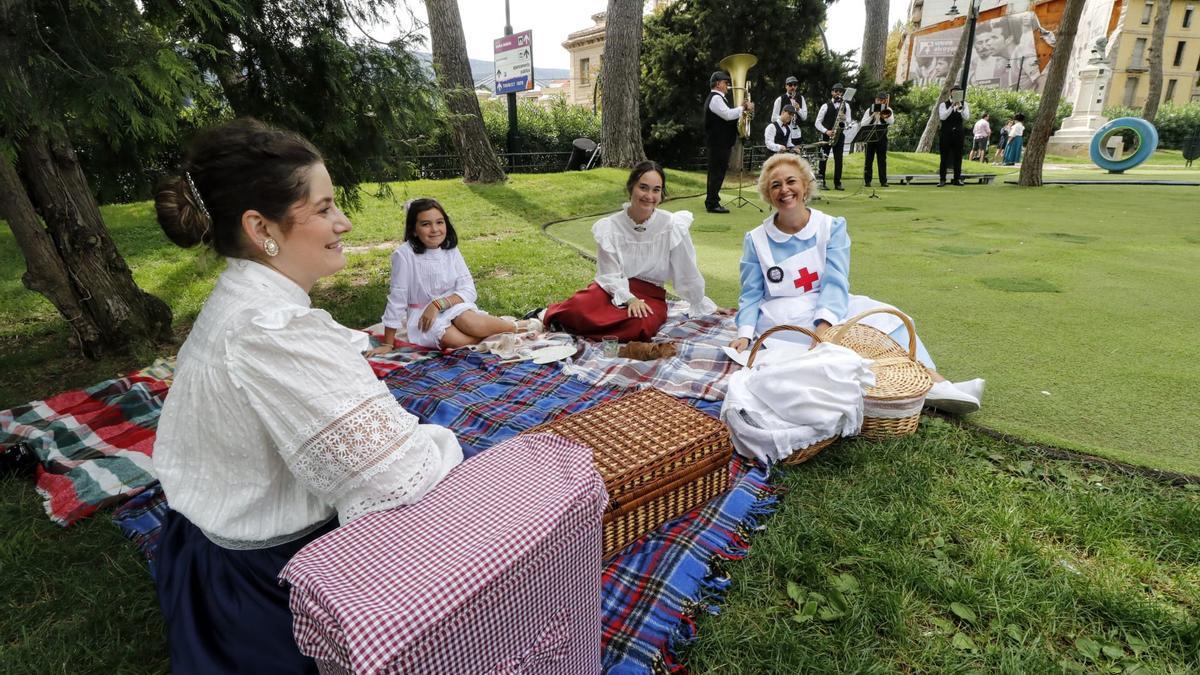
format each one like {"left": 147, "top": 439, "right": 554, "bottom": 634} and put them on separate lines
{"left": 543, "top": 161, "right": 717, "bottom": 342}
{"left": 727, "top": 153, "right": 984, "bottom": 413}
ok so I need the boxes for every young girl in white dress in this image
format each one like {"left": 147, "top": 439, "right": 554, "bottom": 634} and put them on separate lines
{"left": 367, "top": 198, "right": 538, "bottom": 354}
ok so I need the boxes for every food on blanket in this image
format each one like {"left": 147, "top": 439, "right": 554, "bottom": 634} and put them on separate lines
{"left": 618, "top": 341, "right": 677, "bottom": 361}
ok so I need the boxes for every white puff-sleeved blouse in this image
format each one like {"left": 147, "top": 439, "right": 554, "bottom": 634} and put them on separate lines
{"left": 153, "top": 259, "right": 463, "bottom": 549}
{"left": 591, "top": 207, "right": 718, "bottom": 315}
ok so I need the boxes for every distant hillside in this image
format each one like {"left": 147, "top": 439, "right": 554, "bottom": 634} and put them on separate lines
{"left": 413, "top": 51, "right": 569, "bottom": 91}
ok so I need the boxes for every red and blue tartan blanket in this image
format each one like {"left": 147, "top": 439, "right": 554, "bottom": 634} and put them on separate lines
{"left": 5, "top": 320, "right": 776, "bottom": 673}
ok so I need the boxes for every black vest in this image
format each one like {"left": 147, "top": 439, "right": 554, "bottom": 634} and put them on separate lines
{"left": 820, "top": 100, "right": 847, "bottom": 131}
{"left": 941, "top": 102, "right": 964, "bottom": 134}
{"left": 704, "top": 91, "right": 738, "bottom": 148}
{"left": 771, "top": 122, "right": 790, "bottom": 150}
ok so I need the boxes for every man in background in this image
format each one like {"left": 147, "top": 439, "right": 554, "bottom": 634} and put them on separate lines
{"left": 970, "top": 112, "right": 991, "bottom": 162}
{"left": 704, "top": 71, "right": 753, "bottom": 213}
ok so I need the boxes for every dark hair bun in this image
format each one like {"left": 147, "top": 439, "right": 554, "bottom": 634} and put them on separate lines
{"left": 155, "top": 175, "right": 211, "bottom": 248}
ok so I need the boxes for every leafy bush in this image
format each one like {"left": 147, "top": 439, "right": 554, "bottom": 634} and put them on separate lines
{"left": 425, "top": 96, "right": 600, "bottom": 156}
{"left": 889, "top": 84, "right": 1072, "bottom": 154}
{"left": 1101, "top": 103, "right": 1200, "bottom": 149}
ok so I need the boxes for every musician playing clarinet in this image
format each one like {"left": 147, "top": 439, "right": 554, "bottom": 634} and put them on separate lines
{"left": 814, "top": 82, "right": 851, "bottom": 191}
{"left": 859, "top": 91, "right": 894, "bottom": 188}
{"left": 938, "top": 85, "right": 971, "bottom": 186}
{"left": 764, "top": 105, "right": 800, "bottom": 155}
{"left": 771, "top": 75, "right": 808, "bottom": 147}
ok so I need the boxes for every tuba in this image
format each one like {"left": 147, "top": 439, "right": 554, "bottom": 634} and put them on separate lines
{"left": 719, "top": 53, "right": 757, "bottom": 139}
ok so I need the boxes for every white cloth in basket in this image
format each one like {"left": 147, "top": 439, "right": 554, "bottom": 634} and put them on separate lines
{"left": 720, "top": 342, "right": 875, "bottom": 465}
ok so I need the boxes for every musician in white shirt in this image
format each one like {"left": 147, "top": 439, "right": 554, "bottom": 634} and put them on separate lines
{"left": 771, "top": 75, "right": 808, "bottom": 147}
{"left": 765, "top": 105, "right": 800, "bottom": 154}
{"left": 814, "top": 83, "right": 852, "bottom": 190}
{"left": 858, "top": 92, "right": 895, "bottom": 187}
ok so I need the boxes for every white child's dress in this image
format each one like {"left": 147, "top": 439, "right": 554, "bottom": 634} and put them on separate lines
{"left": 381, "top": 242, "right": 486, "bottom": 348}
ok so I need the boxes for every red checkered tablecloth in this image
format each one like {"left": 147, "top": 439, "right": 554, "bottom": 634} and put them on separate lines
{"left": 280, "top": 432, "right": 607, "bottom": 675}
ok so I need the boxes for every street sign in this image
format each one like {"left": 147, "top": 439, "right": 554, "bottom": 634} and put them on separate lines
{"left": 494, "top": 29, "right": 534, "bottom": 95}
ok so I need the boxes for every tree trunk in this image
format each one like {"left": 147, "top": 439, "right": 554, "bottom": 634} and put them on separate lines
{"left": 424, "top": 0, "right": 507, "bottom": 183}
{"left": 1019, "top": 0, "right": 1087, "bottom": 186}
{"left": 0, "top": 154, "right": 107, "bottom": 357}
{"left": 1142, "top": 0, "right": 1171, "bottom": 122}
{"left": 860, "top": 0, "right": 889, "bottom": 82}
{"left": 11, "top": 127, "right": 173, "bottom": 356}
{"left": 916, "top": 23, "right": 971, "bottom": 153}
{"left": 600, "top": 0, "right": 647, "bottom": 168}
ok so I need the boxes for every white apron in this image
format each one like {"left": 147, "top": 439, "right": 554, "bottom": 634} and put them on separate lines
{"left": 749, "top": 211, "right": 905, "bottom": 346}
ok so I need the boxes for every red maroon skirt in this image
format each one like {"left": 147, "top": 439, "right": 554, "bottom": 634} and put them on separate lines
{"left": 544, "top": 278, "right": 668, "bottom": 342}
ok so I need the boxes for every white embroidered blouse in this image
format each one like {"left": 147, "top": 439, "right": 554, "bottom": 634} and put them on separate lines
{"left": 153, "top": 259, "right": 463, "bottom": 549}
{"left": 380, "top": 243, "right": 479, "bottom": 331}
{"left": 592, "top": 207, "right": 718, "bottom": 315}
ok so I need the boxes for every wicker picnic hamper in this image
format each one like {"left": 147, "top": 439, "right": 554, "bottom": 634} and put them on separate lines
{"left": 744, "top": 325, "right": 839, "bottom": 466}
{"left": 824, "top": 308, "right": 933, "bottom": 440}
{"left": 523, "top": 387, "right": 732, "bottom": 557}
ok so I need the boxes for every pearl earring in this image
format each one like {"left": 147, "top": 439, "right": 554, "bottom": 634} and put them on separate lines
{"left": 263, "top": 238, "right": 280, "bottom": 257}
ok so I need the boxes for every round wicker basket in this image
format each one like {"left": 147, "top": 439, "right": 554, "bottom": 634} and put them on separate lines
{"left": 824, "top": 308, "right": 933, "bottom": 440}
{"left": 745, "top": 324, "right": 840, "bottom": 466}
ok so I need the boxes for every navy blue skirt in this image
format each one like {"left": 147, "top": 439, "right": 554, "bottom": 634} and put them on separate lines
{"left": 154, "top": 510, "right": 337, "bottom": 674}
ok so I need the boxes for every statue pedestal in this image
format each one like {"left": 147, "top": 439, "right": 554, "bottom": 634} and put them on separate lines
{"left": 1048, "top": 60, "right": 1112, "bottom": 157}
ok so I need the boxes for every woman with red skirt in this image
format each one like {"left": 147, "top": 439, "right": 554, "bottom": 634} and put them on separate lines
{"left": 545, "top": 161, "right": 717, "bottom": 342}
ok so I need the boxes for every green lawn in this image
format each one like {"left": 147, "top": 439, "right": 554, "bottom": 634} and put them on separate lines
{"left": 551, "top": 154, "right": 1200, "bottom": 476}
{"left": 1, "top": 157, "right": 1198, "bottom": 672}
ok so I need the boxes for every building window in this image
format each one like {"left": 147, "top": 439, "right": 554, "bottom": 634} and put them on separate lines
{"left": 1164, "top": 79, "right": 1177, "bottom": 102}
{"left": 1141, "top": 1, "right": 1154, "bottom": 24}
{"left": 1174, "top": 41, "right": 1186, "bottom": 67}
{"left": 1122, "top": 76, "right": 1139, "bottom": 107}
{"left": 579, "top": 58, "right": 590, "bottom": 85}
{"left": 1132, "top": 37, "right": 1148, "bottom": 68}
{"left": 1184, "top": 5, "right": 1194, "bottom": 28}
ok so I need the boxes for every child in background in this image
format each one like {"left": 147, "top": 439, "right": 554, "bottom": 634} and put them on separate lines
{"left": 366, "top": 198, "right": 538, "bottom": 354}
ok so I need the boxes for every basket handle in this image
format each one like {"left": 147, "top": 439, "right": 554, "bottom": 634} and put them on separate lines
{"left": 745, "top": 324, "right": 822, "bottom": 367}
{"left": 824, "top": 307, "right": 917, "bottom": 360}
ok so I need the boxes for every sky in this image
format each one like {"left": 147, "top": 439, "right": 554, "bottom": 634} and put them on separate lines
{"left": 370, "top": 0, "right": 913, "bottom": 71}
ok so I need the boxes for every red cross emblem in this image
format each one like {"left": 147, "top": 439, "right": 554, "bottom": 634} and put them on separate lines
{"left": 794, "top": 267, "right": 820, "bottom": 292}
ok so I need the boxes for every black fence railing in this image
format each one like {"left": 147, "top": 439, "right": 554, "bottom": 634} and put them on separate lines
{"left": 411, "top": 144, "right": 792, "bottom": 180}
{"left": 413, "top": 151, "right": 574, "bottom": 179}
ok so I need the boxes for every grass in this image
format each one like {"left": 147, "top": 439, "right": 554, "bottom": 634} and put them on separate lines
{"left": 685, "top": 418, "right": 1200, "bottom": 673}
{"left": 1, "top": 154, "right": 1198, "bottom": 672}
{"left": 550, "top": 152, "right": 1200, "bottom": 476}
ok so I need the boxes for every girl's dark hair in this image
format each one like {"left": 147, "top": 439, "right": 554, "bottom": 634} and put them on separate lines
{"left": 625, "top": 160, "right": 667, "bottom": 199}
{"left": 404, "top": 198, "right": 458, "bottom": 254}
{"left": 1014, "top": 113, "right": 1026, "bottom": 121}
{"left": 154, "top": 118, "right": 323, "bottom": 257}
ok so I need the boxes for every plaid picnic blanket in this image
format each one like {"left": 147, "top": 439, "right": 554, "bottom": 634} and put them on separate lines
{"left": 562, "top": 310, "right": 741, "bottom": 403}
{"left": 382, "top": 350, "right": 627, "bottom": 458}
{"left": 9, "top": 338, "right": 773, "bottom": 673}
{"left": 602, "top": 455, "right": 775, "bottom": 673}
{"left": 1, "top": 360, "right": 174, "bottom": 526}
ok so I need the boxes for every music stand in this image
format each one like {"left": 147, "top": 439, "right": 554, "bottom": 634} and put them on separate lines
{"left": 726, "top": 142, "right": 763, "bottom": 212}
{"left": 855, "top": 123, "right": 889, "bottom": 199}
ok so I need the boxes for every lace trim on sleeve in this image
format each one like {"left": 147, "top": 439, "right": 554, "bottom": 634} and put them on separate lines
{"left": 286, "top": 391, "right": 419, "bottom": 498}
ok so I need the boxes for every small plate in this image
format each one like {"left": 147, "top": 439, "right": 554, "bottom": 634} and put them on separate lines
{"left": 530, "top": 345, "right": 577, "bottom": 364}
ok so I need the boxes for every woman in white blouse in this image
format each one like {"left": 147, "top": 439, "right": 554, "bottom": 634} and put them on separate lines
{"left": 543, "top": 161, "right": 717, "bottom": 342}
{"left": 152, "top": 118, "right": 462, "bottom": 673}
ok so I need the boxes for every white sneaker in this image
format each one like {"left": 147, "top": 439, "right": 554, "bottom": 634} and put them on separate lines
{"left": 952, "top": 378, "right": 985, "bottom": 403}
{"left": 926, "top": 380, "right": 981, "bottom": 415}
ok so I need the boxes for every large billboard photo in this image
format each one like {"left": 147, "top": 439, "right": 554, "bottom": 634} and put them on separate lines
{"left": 909, "top": 11, "right": 1055, "bottom": 92}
